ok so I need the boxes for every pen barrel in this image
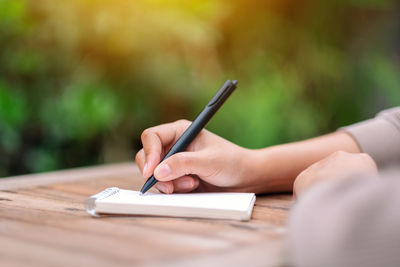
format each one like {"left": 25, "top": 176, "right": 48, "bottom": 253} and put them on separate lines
{"left": 141, "top": 80, "right": 237, "bottom": 193}
{"left": 162, "top": 106, "right": 215, "bottom": 160}
{"left": 161, "top": 80, "right": 237, "bottom": 161}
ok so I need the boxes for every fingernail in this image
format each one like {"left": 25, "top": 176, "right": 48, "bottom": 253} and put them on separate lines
{"left": 156, "top": 183, "right": 168, "bottom": 193}
{"left": 154, "top": 163, "right": 172, "bottom": 179}
{"left": 177, "top": 180, "right": 194, "bottom": 191}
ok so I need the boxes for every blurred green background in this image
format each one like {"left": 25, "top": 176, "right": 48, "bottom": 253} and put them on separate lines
{"left": 0, "top": 0, "right": 399, "bottom": 177}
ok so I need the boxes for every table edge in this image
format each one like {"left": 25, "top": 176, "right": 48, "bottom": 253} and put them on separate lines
{"left": 0, "top": 162, "right": 140, "bottom": 190}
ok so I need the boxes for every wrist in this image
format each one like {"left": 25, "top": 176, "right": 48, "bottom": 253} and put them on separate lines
{"left": 239, "top": 132, "right": 362, "bottom": 194}
{"left": 246, "top": 132, "right": 362, "bottom": 194}
{"left": 253, "top": 147, "right": 297, "bottom": 193}
{"left": 239, "top": 147, "right": 295, "bottom": 193}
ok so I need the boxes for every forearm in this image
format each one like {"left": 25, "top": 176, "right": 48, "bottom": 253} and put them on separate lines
{"left": 249, "top": 131, "right": 360, "bottom": 193}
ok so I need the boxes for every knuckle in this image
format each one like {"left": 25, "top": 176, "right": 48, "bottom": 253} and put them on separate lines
{"left": 359, "top": 153, "right": 371, "bottom": 159}
{"left": 176, "top": 119, "right": 191, "bottom": 127}
{"left": 140, "top": 130, "right": 148, "bottom": 141}
{"left": 334, "top": 150, "right": 346, "bottom": 156}
{"left": 141, "top": 129, "right": 152, "bottom": 140}
{"left": 293, "top": 178, "right": 299, "bottom": 191}
{"left": 135, "top": 151, "right": 142, "bottom": 162}
{"left": 296, "top": 169, "right": 307, "bottom": 181}
{"left": 330, "top": 150, "right": 347, "bottom": 159}
{"left": 177, "top": 120, "right": 192, "bottom": 133}
{"left": 177, "top": 119, "right": 190, "bottom": 124}
{"left": 359, "top": 153, "right": 375, "bottom": 165}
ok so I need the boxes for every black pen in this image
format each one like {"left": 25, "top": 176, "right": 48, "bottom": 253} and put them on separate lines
{"left": 140, "top": 79, "right": 238, "bottom": 194}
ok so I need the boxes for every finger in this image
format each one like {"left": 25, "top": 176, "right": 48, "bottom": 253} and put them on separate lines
{"left": 141, "top": 120, "right": 190, "bottom": 177}
{"left": 140, "top": 130, "right": 162, "bottom": 178}
{"left": 172, "top": 176, "right": 200, "bottom": 193}
{"left": 155, "top": 181, "right": 174, "bottom": 194}
{"left": 156, "top": 176, "right": 200, "bottom": 194}
{"left": 135, "top": 149, "right": 146, "bottom": 176}
{"left": 153, "top": 151, "right": 213, "bottom": 182}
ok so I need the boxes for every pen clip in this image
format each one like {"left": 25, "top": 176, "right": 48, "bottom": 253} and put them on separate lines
{"left": 207, "top": 80, "right": 237, "bottom": 107}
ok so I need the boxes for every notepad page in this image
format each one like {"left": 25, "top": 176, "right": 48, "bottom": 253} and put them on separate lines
{"left": 103, "top": 189, "right": 254, "bottom": 212}
{"left": 86, "top": 188, "right": 256, "bottom": 220}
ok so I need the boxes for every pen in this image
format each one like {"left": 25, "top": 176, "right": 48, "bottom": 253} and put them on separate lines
{"left": 140, "top": 79, "right": 238, "bottom": 194}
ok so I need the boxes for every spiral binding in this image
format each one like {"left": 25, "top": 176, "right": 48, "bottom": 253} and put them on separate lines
{"left": 85, "top": 187, "right": 120, "bottom": 217}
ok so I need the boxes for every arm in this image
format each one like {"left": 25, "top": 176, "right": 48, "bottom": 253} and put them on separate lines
{"left": 248, "top": 131, "right": 360, "bottom": 193}
{"left": 135, "top": 120, "right": 360, "bottom": 194}
{"left": 293, "top": 107, "right": 400, "bottom": 196}
{"left": 135, "top": 107, "right": 399, "bottom": 194}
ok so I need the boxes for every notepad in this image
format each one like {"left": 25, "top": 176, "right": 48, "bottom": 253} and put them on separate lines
{"left": 85, "top": 187, "right": 256, "bottom": 221}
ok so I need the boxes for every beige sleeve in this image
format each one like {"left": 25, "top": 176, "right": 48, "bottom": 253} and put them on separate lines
{"left": 340, "top": 107, "right": 400, "bottom": 168}
{"left": 287, "top": 169, "right": 400, "bottom": 267}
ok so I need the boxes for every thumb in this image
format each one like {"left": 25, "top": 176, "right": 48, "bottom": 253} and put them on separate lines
{"left": 153, "top": 152, "right": 209, "bottom": 181}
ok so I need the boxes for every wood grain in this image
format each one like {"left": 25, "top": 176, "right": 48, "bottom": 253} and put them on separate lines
{"left": 0, "top": 163, "right": 292, "bottom": 266}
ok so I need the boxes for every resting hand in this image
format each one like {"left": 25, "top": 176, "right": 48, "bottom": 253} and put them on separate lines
{"left": 293, "top": 151, "right": 378, "bottom": 198}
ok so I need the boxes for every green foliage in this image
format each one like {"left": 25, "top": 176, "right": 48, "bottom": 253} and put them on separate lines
{"left": 0, "top": 83, "right": 26, "bottom": 153}
{"left": 25, "top": 147, "right": 60, "bottom": 173}
{"left": 0, "top": 0, "right": 399, "bottom": 176}
{"left": 0, "top": 0, "right": 26, "bottom": 27}
{"left": 0, "top": 83, "right": 26, "bottom": 129}
{"left": 365, "top": 55, "right": 400, "bottom": 106}
{"left": 41, "top": 81, "right": 120, "bottom": 142}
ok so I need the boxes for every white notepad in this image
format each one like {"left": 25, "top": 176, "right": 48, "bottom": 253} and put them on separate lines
{"left": 85, "top": 187, "right": 256, "bottom": 221}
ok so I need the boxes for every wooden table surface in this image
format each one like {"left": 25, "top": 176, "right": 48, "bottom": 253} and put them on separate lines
{"left": 0, "top": 163, "right": 293, "bottom": 267}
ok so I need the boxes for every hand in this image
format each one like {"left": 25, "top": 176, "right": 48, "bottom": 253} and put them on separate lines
{"left": 136, "top": 120, "right": 365, "bottom": 195}
{"left": 293, "top": 151, "right": 378, "bottom": 198}
{"left": 135, "top": 120, "right": 261, "bottom": 194}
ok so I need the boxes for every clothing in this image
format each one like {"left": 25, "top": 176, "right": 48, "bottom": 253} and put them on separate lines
{"left": 288, "top": 107, "right": 400, "bottom": 267}
{"left": 288, "top": 171, "right": 400, "bottom": 267}
{"left": 342, "top": 107, "right": 400, "bottom": 168}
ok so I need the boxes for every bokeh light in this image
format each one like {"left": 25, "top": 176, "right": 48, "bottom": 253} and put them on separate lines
{"left": 0, "top": 0, "right": 399, "bottom": 176}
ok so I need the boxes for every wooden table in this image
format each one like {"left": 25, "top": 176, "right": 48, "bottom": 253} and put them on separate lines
{"left": 0, "top": 163, "right": 292, "bottom": 266}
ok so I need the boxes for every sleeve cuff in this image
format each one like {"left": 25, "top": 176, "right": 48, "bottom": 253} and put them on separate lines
{"left": 340, "top": 116, "right": 400, "bottom": 168}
